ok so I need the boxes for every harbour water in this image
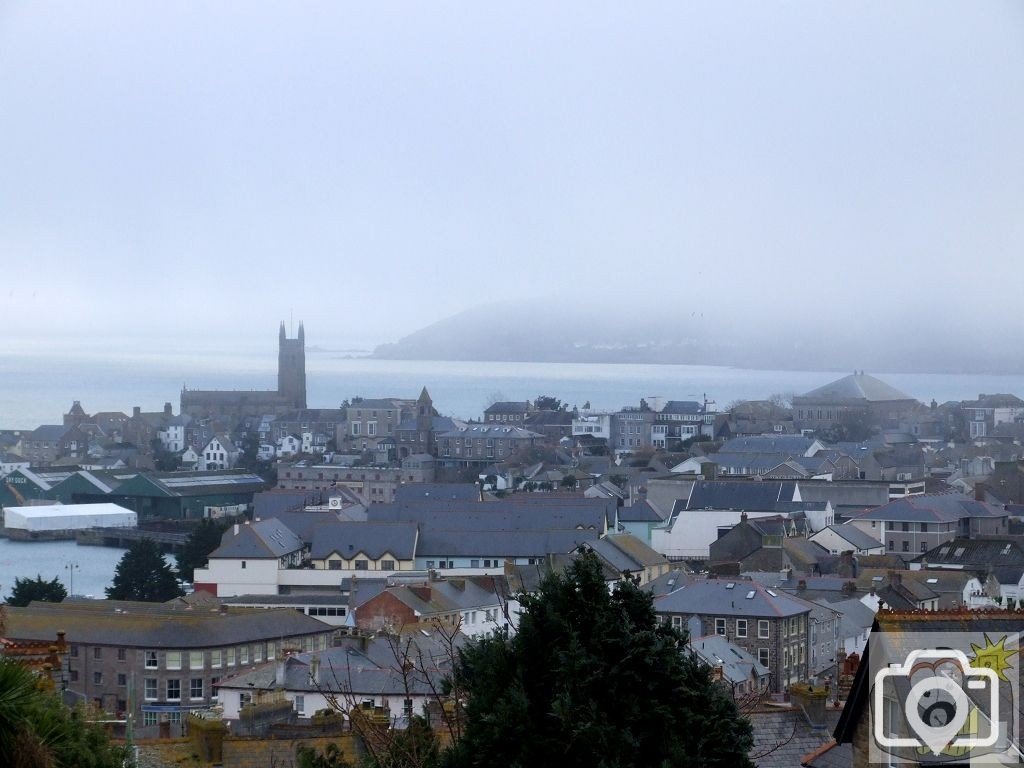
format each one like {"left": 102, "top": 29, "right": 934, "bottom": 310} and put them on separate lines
{"left": 3, "top": 343, "right": 1024, "bottom": 430}
{"left": 0, "top": 538, "right": 127, "bottom": 600}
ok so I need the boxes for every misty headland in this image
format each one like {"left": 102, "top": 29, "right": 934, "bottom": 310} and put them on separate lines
{"left": 369, "top": 300, "right": 1022, "bottom": 375}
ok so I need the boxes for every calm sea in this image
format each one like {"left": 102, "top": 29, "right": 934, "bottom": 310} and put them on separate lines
{"left": 2, "top": 343, "right": 1024, "bottom": 430}
{"left": 0, "top": 539, "right": 128, "bottom": 600}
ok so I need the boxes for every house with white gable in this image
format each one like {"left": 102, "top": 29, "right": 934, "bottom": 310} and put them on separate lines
{"left": 157, "top": 415, "right": 190, "bottom": 454}
{"left": 277, "top": 434, "right": 301, "bottom": 458}
{"left": 201, "top": 434, "right": 238, "bottom": 471}
{"left": 809, "top": 523, "right": 886, "bottom": 556}
{"left": 650, "top": 480, "right": 832, "bottom": 560}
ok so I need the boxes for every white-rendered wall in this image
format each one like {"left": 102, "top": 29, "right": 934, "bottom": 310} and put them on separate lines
{"left": 193, "top": 559, "right": 280, "bottom": 596}
{"left": 650, "top": 509, "right": 782, "bottom": 559}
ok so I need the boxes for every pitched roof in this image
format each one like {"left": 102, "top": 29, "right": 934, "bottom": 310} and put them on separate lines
{"left": 586, "top": 534, "right": 668, "bottom": 573}
{"left": 673, "top": 480, "right": 805, "bottom": 516}
{"left": 211, "top": 519, "right": 305, "bottom": 559}
{"left": 393, "top": 483, "right": 481, "bottom": 502}
{"left": 655, "top": 578, "right": 816, "bottom": 618}
{"left": 849, "top": 493, "right": 1005, "bottom": 524}
{"left": 617, "top": 500, "right": 664, "bottom": 522}
{"left": 798, "top": 373, "right": 914, "bottom": 403}
{"left": 436, "top": 425, "right": 542, "bottom": 439}
{"left": 310, "top": 521, "right": 419, "bottom": 560}
{"left": 4, "top": 601, "right": 329, "bottom": 648}
{"left": 813, "top": 524, "right": 885, "bottom": 552}
{"left": 719, "top": 436, "right": 815, "bottom": 455}
{"left": 484, "top": 401, "right": 531, "bottom": 414}
{"left": 29, "top": 425, "right": 70, "bottom": 441}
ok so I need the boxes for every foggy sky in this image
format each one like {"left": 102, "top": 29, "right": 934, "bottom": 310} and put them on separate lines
{"left": 1, "top": 2, "right": 1022, "bottom": 351}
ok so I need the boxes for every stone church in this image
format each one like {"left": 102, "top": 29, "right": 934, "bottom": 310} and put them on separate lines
{"left": 180, "top": 323, "right": 307, "bottom": 420}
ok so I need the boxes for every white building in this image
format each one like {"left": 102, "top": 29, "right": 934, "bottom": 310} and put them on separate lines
{"left": 201, "top": 435, "right": 238, "bottom": 471}
{"left": 2, "top": 502, "right": 137, "bottom": 532}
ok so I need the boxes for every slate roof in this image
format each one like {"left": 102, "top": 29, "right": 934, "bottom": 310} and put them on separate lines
{"left": 586, "top": 534, "right": 668, "bottom": 572}
{"left": 393, "top": 483, "right": 481, "bottom": 502}
{"left": 310, "top": 521, "right": 419, "bottom": 560}
{"left": 916, "top": 537, "right": 1024, "bottom": 570}
{"left": 417, "top": 528, "right": 599, "bottom": 558}
{"left": 617, "top": 500, "right": 664, "bottom": 522}
{"left": 252, "top": 490, "right": 322, "bottom": 519}
{"left": 660, "top": 400, "right": 704, "bottom": 415}
{"left": 643, "top": 568, "right": 695, "bottom": 598}
{"left": 367, "top": 498, "right": 610, "bottom": 532}
{"left": 689, "top": 634, "right": 769, "bottom": 687}
{"left": 216, "top": 633, "right": 455, "bottom": 697}
{"left": 748, "top": 708, "right": 843, "bottom": 768}
{"left": 396, "top": 416, "right": 462, "bottom": 432}
{"left": 4, "top": 601, "right": 330, "bottom": 649}
{"left": 484, "top": 401, "right": 531, "bottom": 414}
{"left": 826, "top": 597, "right": 876, "bottom": 640}
{"left": 848, "top": 493, "right": 1005, "bottom": 524}
{"left": 720, "top": 436, "right": 815, "bottom": 455}
{"left": 211, "top": 519, "right": 305, "bottom": 559}
{"left": 814, "top": 524, "right": 885, "bottom": 552}
{"left": 655, "top": 578, "right": 816, "bottom": 618}
{"left": 29, "top": 425, "right": 70, "bottom": 441}
{"left": 798, "top": 373, "right": 913, "bottom": 403}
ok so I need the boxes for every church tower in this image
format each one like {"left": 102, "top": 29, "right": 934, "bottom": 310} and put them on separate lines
{"left": 278, "top": 321, "right": 307, "bottom": 409}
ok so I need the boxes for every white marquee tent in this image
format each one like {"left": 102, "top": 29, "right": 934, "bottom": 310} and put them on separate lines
{"left": 2, "top": 503, "right": 137, "bottom": 532}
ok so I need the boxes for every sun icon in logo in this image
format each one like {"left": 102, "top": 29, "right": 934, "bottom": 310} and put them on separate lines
{"left": 970, "top": 633, "right": 1018, "bottom": 682}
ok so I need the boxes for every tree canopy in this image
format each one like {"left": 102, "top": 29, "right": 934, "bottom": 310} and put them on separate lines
{"left": 106, "top": 539, "right": 183, "bottom": 602}
{"left": 175, "top": 518, "right": 229, "bottom": 582}
{"left": 442, "top": 551, "right": 754, "bottom": 768}
{"left": 6, "top": 575, "right": 68, "bottom": 607}
{"left": 0, "top": 657, "right": 127, "bottom": 768}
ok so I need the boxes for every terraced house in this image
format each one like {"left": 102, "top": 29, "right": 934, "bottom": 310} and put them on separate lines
{"left": 3, "top": 599, "right": 333, "bottom": 737}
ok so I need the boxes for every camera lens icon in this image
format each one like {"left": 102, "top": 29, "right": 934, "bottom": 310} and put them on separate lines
{"left": 874, "top": 649, "right": 1000, "bottom": 756}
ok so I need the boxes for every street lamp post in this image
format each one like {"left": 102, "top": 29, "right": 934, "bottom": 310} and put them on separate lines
{"left": 64, "top": 562, "right": 80, "bottom": 597}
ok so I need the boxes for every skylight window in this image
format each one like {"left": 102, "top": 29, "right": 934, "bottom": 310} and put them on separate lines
{"left": 746, "top": 591, "right": 756, "bottom": 599}
{"left": 766, "top": 589, "right": 777, "bottom": 597}
{"left": 954, "top": 547, "right": 966, "bottom": 558}
{"left": 871, "top": 576, "right": 883, "bottom": 582}
{"left": 926, "top": 578, "right": 938, "bottom": 584}
{"left": 725, "top": 582, "right": 736, "bottom": 589}
{"left": 1002, "top": 544, "right": 1012, "bottom": 556}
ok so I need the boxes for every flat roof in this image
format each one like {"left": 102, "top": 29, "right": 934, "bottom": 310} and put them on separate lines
{"left": 3, "top": 502, "right": 135, "bottom": 518}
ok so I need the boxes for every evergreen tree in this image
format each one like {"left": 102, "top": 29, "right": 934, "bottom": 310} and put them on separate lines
{"left": 0, "top": 657, "right": 127, "bottom": 768}
{"left": 442, "top": 551, "right": 754, "bottom": 768}
{"left": 175, "top": 518, "right": 229, "bottom": 582}
{"left": 6, "top": 575, "right": 68, "bottom": 607}
{"left": 106, "top": 539, "right": 183, "bottom": 602}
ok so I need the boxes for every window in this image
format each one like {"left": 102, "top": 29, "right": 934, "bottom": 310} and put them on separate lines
{"left": 329, "top": 560, "right": 341, "bottom": 570}
{"left": 117, "top": 648, "right": 127, "bottom": 662}
{"left": 93, "top": 647, "right": 102, "bottom": 660}
{"left": 921, "top": 542, "right": 928, "bottom": 552}
{"left": 920, "top": 523, "right": 928, "bottom": 533}
{"left": 166, "top": 651, "right": 182, "bottom": 670}
{"left": 190, "top": 651, "right": 204, "bottom": 670}
{"left": 902, "top": 541, "right": 910, "bottom": 552}
{"left": 294, "top": 694, "right": 305, "bottom": 716}
{"left": 117, "top": 673, "right": 127, "bottom": 687}
{"left": 355, "top": 559, "right": 368, "bottom": 571}
{"left": 70, "top": 669, "right": 79, "bottom": 682}
{"left": 254, "top": 644, "right": 263, "bottom": 663}
{"left": 240, "top": 646, "right": 249, "bottom": 665}
{"left": 167, "top": 679, "right": 180, "bottom": 700}
{"left": 227, "top": 648, "right": 236, "bottom": 667}
{"left": 190, "top": 679, "right": 203, "bottom": 700}
{"left": 211, "top": 650, "right": 222, "bottom": 668}
{"left": 470, "top": 559, "right": 480, "bottom": 568}
{"left": 145, "top": 651, "right": 158, "bottom": 669}
{"left": 241, "top": 561, "right": 246, "bottom": 569}
{"left": 426, "top": 560, "right": 435, "bottom": 568}
{"left": 888, "top": 540, "right": 894, "bottom": 551}
{"left": 758, "top": 620, "right": 770, "bottom": 639}
{"left": 143, "top": 712, "right": 158, "bottom": 727}
{"left": 736, "top": 619, "right": 748, "bottom": 638}
{"left": 715, "top": 618, "right": 726, "bottom": 636}
{"left": 70, "top": 645, "right": 79, "bottom": 658}
{"left": 759, "top": 648, "right": 770, "bottom": 666}
{"left": 93, "top": 671, "right": 102, "bottom": 685}
{"left": 901, "top": 522, "right": 910, "bottom": 532}
{"left": 381, "top": 559, "right": 395, "bottom": 571}
{"left": 352, "top": 422, "right": 361, "bottom": 436}
{"left": 144, "top": 678, "right": 157, "bottom": 700}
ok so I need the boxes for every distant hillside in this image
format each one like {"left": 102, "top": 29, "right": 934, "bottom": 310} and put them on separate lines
{"left": 370, "top": 301, "right": 1024, "bottom": 375}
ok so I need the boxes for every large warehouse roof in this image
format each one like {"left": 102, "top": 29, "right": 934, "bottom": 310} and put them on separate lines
{"left": 3, "top": 503, "right": 137, "bottom": 532}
